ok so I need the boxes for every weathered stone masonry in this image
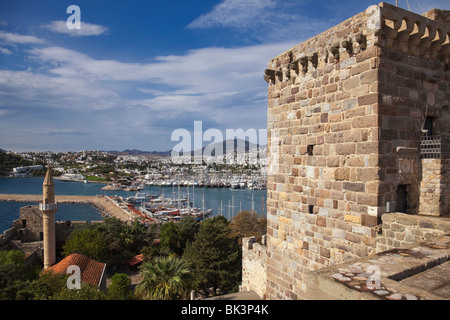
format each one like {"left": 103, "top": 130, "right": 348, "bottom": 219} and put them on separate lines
{"left": 241, "top": 236, "right": 268, "bottom": 299}
{"left": 248, "top": 3, "right": 450, "bottom": 300}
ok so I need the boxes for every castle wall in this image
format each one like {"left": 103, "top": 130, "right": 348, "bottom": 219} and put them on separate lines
{"left": 240, "top": 236, "right": 267, "bottom": 299}
{"left": 419, "top": 159, "right": 450, "bottom": 216}
{"left": 266, "top": 4, "right": 382, "bottom": 301}
{"left": 376, "top": 6, "right": 450, "bottom": 215}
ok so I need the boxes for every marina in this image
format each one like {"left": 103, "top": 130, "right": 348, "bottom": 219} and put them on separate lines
{"left": 0, "top": 177, "right": 267, "bottom": 232}
{"left": 101, "top": 175, "right": 267, "bottom": 190}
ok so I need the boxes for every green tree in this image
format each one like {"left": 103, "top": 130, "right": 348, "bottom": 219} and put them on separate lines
{"left": 63, "top": 227, "right": 109, "bottom": 262}
{"left": 107, "top": 273, "right": 134, "bottom": 300}
{"left": 0, "top": 250, "right": 41, "bottom": 300}
{"left": 96, "top": 218, "right": 155, "bottom": 263}
{"left": 178, "top": 216, "right": 200, "bottom": 247}
{"left": 229, "top": 210, "right": 267, "bottom": 245}
{"left": 63, "top": 218, "right": 155, "bottom": 265}
{"left": 0, "top": 249, "right": 25, "bottom": 266}
{"left": 159, "top": 222, "right": 182, "bottom": 255}
{"left": 135, "top": 256, "right": 193, "bottom": 300}
{"left": 52, "top": 283, "right": 107, "bottom": 300}
{"left": 159, "top": 217, "right": 200, "bottom": 256}
{"left": 30, "top": 271, "right": 69, "bottom": 300}
{"left": 183, "top": 215, "right": 241, "bottom": 296}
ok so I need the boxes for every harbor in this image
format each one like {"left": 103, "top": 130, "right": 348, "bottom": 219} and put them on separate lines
{"left": 0, "top": 177, "right": 267, "bottom": 232}
{"left": 101, "top": 175, "right": 267, "bottom": 191}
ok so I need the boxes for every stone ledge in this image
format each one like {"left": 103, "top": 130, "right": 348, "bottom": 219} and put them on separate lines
{"left": 305, "top": 234, "right": 450, "bottom": 300}
{"left": 382, "top": 212, "right": 450, "bottom": 229}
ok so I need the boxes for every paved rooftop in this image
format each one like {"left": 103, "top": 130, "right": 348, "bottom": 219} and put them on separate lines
{"left": 306, "top": 235, "right": 450, "bottom": 300}
{"left": 400, "top": 259, "right": 450, "bottom": 299}
{"left": 202, "top": 291, "right": 261, "bottom": 300}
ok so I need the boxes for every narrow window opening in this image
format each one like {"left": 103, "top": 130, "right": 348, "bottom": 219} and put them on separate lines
{"left": 423, "top": 116, "right": 434, "bottom": 136}
{"left": 307, "top": 145, "right": 314, "bottom": 156}
{"left": 396, "top": 184, "right": 408, "bottom": 213}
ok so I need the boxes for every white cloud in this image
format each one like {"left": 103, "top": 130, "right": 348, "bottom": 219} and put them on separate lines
{"left": 28, "top": 42, "right": 294, "bottom": 96}
{"left": 1, "top": 39, "right": 295, "bottom": 150}
{"left": 0, "top": 47, "right": 12, "bottom": 55}
{"left": 0, "top": 31, "right": 44, "bottom": 45}
{"left": 31, "top": 129, "right": 88, "bottom": 136}
{"left": 187, "top": 0, "right": 329, "bottom": 42}
{"left": 0, "top": 69, "right": 121, "bottom": 111}
{"left": 42, "top": 20, "right": 109, "bottom": 37}
{"left": 188, "top": 0, "right": 275, "bottom": 29}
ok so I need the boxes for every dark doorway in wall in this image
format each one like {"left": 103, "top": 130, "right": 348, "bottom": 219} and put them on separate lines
{"left": 396, "top": 185, "right": 408, "bottom": 213}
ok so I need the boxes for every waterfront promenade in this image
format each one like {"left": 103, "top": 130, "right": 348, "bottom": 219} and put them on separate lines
{"left": 0, "top": 194, "right": 134, "bottom": 223}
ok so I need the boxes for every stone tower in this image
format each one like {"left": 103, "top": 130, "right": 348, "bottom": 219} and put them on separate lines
{"left": 39, "top": 166, "right": 58, "bottom": 269}
{"left": 261, "top": 2, "right": 450, "bottom": 299}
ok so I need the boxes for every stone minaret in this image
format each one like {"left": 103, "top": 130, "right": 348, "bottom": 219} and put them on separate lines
{"left": 39, "top": 166, "right": 58, "bottom": 269}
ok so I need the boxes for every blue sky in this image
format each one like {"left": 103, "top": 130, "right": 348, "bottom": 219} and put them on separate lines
{"left": 0, "top": 0, "right": 448, "bottom": 152}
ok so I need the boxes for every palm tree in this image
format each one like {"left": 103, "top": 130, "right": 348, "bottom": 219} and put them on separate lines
{"left": 135, "top": 256, "right": 193, "bottom": 300}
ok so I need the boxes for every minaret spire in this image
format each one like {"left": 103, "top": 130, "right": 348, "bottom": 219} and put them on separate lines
{"left": 40, "top": 165, "right": 58, "bottom": 269}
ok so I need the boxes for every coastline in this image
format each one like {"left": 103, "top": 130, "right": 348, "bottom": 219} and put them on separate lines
{"left": 0, "top": 194, "right": 134, "bottom": 223}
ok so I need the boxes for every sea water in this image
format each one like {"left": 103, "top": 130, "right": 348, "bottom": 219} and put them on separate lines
{"left": 0, "top": 177, "right": 267, "bottom": 233}
{"left": 0, "top": 201, "right": 103, "bottom": 233}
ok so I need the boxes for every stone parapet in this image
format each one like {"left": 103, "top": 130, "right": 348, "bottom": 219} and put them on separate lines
{"left": 240, "top": 236, "right": 267, "bottom": 299}
{"left": 377, "top": 212, "right": 450, "bottom": 252}
{"left": 375, "top": 3, "right": 449, "bottom": 62}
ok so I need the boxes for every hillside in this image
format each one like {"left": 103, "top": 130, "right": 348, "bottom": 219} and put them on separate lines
{"left": 0, "top": 150, "right": 32, "bottom": 175}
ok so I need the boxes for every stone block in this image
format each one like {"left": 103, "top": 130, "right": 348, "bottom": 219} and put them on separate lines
{"left": 345, "top": 232, "right": 361, "bottom": 243}
{"left": 316, "top": 216, "right": 327, "bottom": 227}
{"left": 343, "top": 182, "right": 365, "bottom": 192}
{"left": 357, "top": 93, "right": 378, "bottom": 106}
{"left": 360, "top": 69, "right": 378, "bottom": 85}
{"left": 352, "top": 115, "right": 377, "bottom": 128}
{"left": 356, "top": 193, "right": 378, "bottom": 206}
{"left": 327, "top": 156, "right": 340, "bottom": 167}
{"left": 344, "top": 214, "right": 361, "bottom": 224}
{"left": 343, "top": 76, "right": 360, "bottom": 91}
{"left": 335, "top": 143, "right": 356, "bottom": 155}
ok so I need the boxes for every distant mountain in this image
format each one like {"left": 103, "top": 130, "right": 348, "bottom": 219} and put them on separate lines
{"left": 106, "top": 149, "right": 171, "bottom": 157}
{"left": 106, "top": 138, "right": 264, "bottom": 158}
{"left": 173, "top": 138, "right": 262, "bottom": 157}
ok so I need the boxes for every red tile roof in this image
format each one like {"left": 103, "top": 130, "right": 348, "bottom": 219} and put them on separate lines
{"left": 123, "top": 254, "right": 143, "bottom": 266}
{"left": 45, "top": 253, "right": 106, "bottom": 287}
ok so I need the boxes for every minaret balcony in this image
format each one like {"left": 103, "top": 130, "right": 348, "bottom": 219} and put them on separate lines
{"left": 39, "top": 203, "right": 58, "bottom": 211}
